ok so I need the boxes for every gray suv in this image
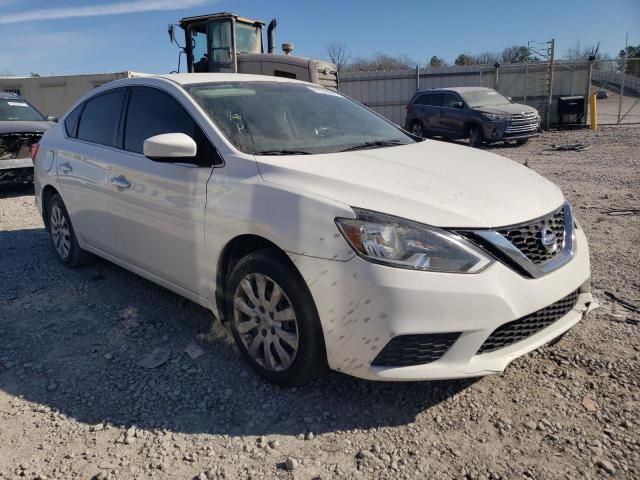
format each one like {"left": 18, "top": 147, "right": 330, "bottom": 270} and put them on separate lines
{"left": 405, "top": 87, "right": 540, "bottom": 147}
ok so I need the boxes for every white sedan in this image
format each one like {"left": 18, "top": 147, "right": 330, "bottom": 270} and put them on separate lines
{"left": 33, "top": 73, "right": 596, "bottom": 385}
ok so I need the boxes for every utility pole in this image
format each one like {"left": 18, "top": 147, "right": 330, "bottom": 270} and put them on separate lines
{"left": 617, "top": 32, "right": 628, "bottom": 124}
{"left": 545, "top": 39, "right": 555, "bottom": 130}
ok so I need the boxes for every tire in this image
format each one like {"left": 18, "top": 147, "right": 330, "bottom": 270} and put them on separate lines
{"left": 410, "top": 120, "right": 426, "bottom": 138}
{"left": 468, "top": 124, "right": 484, "bottom": 148}
{"left": 46, "top": 194, "right": 93, "bottom": 267}
{"left": 515, "top": 138, "right": 529, "bottom": 146}
{"left": 226, "top": 249, "right": 327, "bottom": 386}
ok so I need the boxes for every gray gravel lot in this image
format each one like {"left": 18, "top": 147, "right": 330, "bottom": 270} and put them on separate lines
{"left": 0, "top": 126, "right": 639, "bottom": 479}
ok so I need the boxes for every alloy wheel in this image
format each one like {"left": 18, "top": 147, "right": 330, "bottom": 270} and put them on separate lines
{"left": 411, "top": 122, "right": 424, "bottom": 137}
{"left": 50, "top": 204, "right": 71, "bottom": 260}
{"left": 233, "top": 273, "right": 299, "bottom": 372}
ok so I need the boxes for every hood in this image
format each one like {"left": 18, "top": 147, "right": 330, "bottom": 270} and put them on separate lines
{"left": 475, "top": 103, "right": 538, "bottom": 116}
{"left": 255, "top": 140, "right": 564, "bottom": 228}
{"left": 0, "top": 120, "right": 55, "bottom": 134}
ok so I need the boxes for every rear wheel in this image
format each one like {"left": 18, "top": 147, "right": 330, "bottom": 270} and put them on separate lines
{"left": 468, "top": 125, "right": 484, "bottom": 148}
{"left": 515, "top": 138, "right": 529, "bottom": 146}
{"left": 410, "top": 120, "right": 426, "bottom": 138}
{"left": 47, "top": 194, "right": 93, "bottom": 267}
{"left": 227, "top": 249, "right": 327, "bottom": 386}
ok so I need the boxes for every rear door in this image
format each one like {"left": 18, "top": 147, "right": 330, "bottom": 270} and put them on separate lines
{"left": 56, "top": 88, "right": 125, "bottom": 255}
{"left": 439, "top": 92, "right": 466, "bottom": 138}
{"left": 108, "top": 86, "right": 216, "bottom": 295}
{"left": 416, "top": 93, "right": 444, "bottom": 134}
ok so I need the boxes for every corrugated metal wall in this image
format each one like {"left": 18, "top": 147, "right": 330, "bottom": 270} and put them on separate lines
{"left": 340, "top": 62, "right": 591, "bottom": 127}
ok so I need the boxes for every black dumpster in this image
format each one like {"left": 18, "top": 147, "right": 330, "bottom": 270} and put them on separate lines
{"left": 557, "top": 96, "right": 585, "bottom": 125}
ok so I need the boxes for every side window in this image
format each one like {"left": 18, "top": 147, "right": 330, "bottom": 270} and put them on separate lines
{"left": 415, "top": 94, "right": 430, "bottom": 106}
{"left": 64, "top": 103, "right": 83, "bottom": 138}
{"left": 442, "top": 93, "right": 461, "bottom": 108}
{"left": 123, "top": 87, "right": 217, "bottom": 165}
{"left": 76, "top": 90, "right": 125, "bottom": 146}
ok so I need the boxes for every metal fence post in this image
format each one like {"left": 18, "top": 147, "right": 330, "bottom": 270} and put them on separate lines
{"left": 617, "top": 33, "right": 628, "bottom": 124}
{"left": 416, "top": 65, "right": 420, "bottom": 92}
{"left": 545, "top": 39, "right": 555, "bottom": 130}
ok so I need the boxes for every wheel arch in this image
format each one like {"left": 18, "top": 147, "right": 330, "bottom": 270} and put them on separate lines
{"left": 215, "top": 234, "right": 300, "bottom": 323}
{"left": 41, "top": 184, "right": 60, "bottom": 231}
{"left": 463, "top": 120, "right": 484, "bottom": 137}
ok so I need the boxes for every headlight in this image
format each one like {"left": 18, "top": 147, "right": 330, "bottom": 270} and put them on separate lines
{"left": 335, "top": 209, "right": 493, "bottom": 273}
{"left": 482, "top": 113, "right": 509, "bottom": 121}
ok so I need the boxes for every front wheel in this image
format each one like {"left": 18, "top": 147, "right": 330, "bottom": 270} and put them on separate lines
{"left": 410, "top": 120, "right": 426, "bottom": 138}
{"left": 468, "top": 125, "right": 484, "bottom": 148}
{"left": 515, "top": 138, "right": 529, "bottom": 146}
{"left": 227, "top": 249, "right": 327, "bottom": 386}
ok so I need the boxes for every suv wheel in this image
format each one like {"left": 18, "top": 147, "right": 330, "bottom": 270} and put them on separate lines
{"left": 515, "top": 138, "right": 529, "bottom": 146}
{"left": 410, "top": 120, "right": 425, "bottom": 138}
{"left": 227, "top": 249, "right": 327, "bottom": 386}
{"left": 47, "top": 194, "right": 93, "bottom": 267}
{"left": 468, "top": 125, "right": 484, "bottom": 148}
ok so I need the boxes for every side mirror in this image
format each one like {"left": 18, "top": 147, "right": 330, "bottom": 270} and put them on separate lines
{"left": 454, "top": 101, "right": 464, "bottom": 109}
{"left": 47, "top": 115, "right": 58, "bottom": 122}
{"left": 143, "top": 133, "right": 197, "bottom": 162}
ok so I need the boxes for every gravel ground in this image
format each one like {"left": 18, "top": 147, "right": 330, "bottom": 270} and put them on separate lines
{"left": 0, "top": 126, "right": 638, "bottom": 480}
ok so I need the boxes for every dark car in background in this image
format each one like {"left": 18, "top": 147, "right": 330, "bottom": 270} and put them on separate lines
{"left": 0, "top": 92, "right": 56, "bottom": 184}
{"left": 405, "top": 87, "right": 540, "bottom": 147}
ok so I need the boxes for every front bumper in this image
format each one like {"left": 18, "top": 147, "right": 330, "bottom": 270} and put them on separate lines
{"left": 483, "top": 121, "right": 541, "bottom": 142}
{"left": 289, "top": 226, "right": 594, "bottom": 381}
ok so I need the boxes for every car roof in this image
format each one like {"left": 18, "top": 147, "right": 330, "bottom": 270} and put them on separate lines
{"left": 133, "top": 72, "right": 309, "bottom": 86}
{"left": 416, "top": 87, "right": 493, "bottom": 95}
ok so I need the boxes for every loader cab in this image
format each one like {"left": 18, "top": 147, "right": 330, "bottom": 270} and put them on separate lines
{"left": 180, "top": 13, "right": 264, "bottom": 73}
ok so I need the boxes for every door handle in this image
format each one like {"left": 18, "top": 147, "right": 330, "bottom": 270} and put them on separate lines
{"left": 59, "top": 162, "right": 72, "bottom": 174}
{"left": 111, "top": 175, "right": 131, "bottom": 190}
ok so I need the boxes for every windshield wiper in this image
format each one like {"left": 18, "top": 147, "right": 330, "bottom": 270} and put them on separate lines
{"left": 340, "top": 140, "right": 408, "bottom": 152}
{"left": 254, "top": 149, "right": 311, "bottom": 155}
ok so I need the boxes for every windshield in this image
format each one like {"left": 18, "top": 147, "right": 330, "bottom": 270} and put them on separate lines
{"left": 0, "top": 98, "right": 46, "bottom": 121}
{"left": 461, "top": 90, "right": 511, "bottom": 108}
{"left": 188, "top": 82, "right": 414, "bottom": 155}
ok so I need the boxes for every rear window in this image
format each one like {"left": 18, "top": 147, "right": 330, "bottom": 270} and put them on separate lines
{"left": 76, "top": 90, "right": 125, "bottom": 147}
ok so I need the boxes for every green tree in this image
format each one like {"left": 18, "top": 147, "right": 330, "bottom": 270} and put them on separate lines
{"left": 428, "top": 55, "right": 447, "bottom": 68}
{"left": 454, "top": 53, "right": 474, "bottom": 66}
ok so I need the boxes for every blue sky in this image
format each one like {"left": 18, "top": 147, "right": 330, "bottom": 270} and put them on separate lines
{"left": 0, "top": 0, "right": 638, "bottom": 76}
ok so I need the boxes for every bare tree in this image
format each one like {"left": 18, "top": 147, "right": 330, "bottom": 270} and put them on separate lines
{"left": 347, "top": 52, "right": 415, "bottom": 72}
{"left": 563, "top": 41, "right": 602, "bottom": 61}
{"left": 325, "top": 41, "right": 352, "bottom": 73}
{"left": 501, "top": 45, "right": 538, "bottom": 63}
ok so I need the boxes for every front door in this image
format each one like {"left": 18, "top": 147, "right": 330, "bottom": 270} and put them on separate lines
{"left": 109, "top": 86, "right": 216, "bottom": 294}
{"left": 439, "top": 93, "right": 466, "bottom": 138}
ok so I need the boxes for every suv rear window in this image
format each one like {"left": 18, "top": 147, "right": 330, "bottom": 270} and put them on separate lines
{"left": 76, "top": 90, "right": 125, "bottom": 147}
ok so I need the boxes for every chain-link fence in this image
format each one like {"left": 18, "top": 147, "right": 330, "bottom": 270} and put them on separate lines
{"left": 590, "top": 58, "right": 640, "bottom": 125}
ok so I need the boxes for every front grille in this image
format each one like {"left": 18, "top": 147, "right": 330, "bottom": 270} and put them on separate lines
{"left": 498, "top": 206, "right": 565, "bottom": 264}
{"left": 477, "top": 289, "right": 579, "bottom": 354}
{"left": 372, "top": 333, "right": 460, "bottom": 367}
{"left": 506, "top": 111, "right": 538, "bottom": 134}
